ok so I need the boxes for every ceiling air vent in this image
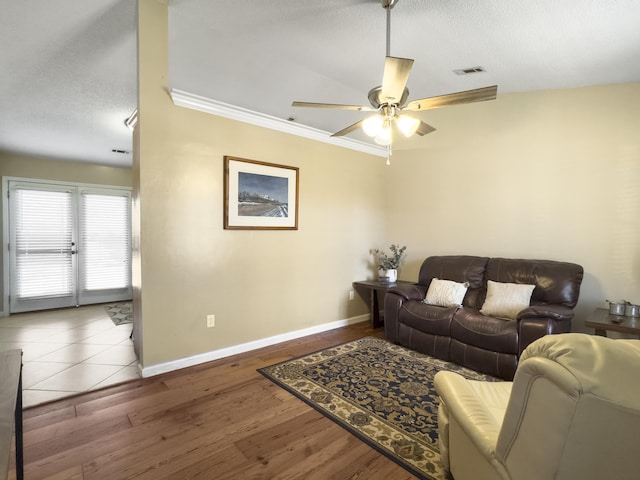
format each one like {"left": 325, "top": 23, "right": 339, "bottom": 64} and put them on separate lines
{"left": 453, "top": 66, "right": 486, "bottom": 76}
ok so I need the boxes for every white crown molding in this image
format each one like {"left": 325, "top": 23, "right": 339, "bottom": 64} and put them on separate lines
{"left": 170, "top": 89, "right": 386, "bottom": 158}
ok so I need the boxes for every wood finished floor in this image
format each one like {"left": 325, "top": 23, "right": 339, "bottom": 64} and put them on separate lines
{"left": 16, "top": 322, "right": 418, "bottom": 480}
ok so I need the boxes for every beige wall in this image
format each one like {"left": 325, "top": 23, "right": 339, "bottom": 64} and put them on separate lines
{"left": 387, "top": 83, "right": 640, "bottom": 330}
{"left": 0, "top": 151, "right": 132, "bottom": 312}
{"left": 137, "top": 1, "right": 383, "bottom": 367}
{"left": 0, "top": 152, "right": 132, "bottom": 186}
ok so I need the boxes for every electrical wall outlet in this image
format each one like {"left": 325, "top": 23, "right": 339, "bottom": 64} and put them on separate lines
{"left": 349, "top": 290, "right": 355, "bottom": 301}
{"left": 207, "top": 314, "right": 215, "bottom": 328}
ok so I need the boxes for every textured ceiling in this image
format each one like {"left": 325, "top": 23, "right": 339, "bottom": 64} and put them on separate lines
{"left": 1, "top": 0, "right": 640, "bottom": 167}
{"left": 0, "top": 0, "right": 138, "bottom": 167}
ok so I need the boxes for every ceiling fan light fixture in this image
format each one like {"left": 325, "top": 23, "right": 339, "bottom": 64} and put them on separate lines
{"left": 362, "top": 115, "right": 384, "bottom": 137}
{"left": 396, "top": 115, "right": 420, "bottom": 137}
{"left": 374, "top": 124, "right": 392, "bottom": 145}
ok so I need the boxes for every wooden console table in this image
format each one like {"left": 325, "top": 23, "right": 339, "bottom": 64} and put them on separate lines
{"left": 585, "top": 308, "right": 640, "bottom": 338}
{"left": 353, "top": 280, "right": 413, "bottom": 328}
{"left": 0, "top": 349, "right": 23, "bottom": 480}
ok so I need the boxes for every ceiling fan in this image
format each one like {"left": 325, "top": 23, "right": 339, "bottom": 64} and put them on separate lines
{"left": 291, "top": 0, "right": 497, "bottom": 157}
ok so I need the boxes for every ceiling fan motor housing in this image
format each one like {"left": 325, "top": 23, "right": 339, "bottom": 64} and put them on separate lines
{"left": 382, "top": 0, "right": 398, "bottom": 10}
{"left": 368, "top": 86, "right": 409, "bottom": 109}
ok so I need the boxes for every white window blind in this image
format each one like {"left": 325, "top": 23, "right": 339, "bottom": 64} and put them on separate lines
{"left": 80, "top": 192, "right": 131, "bottom": 291}
{"left": 13, "top": 188, "right": 74, "bottom": 299}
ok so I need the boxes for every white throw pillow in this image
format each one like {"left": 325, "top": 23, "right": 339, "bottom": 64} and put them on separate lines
{"left": 480, "top": 280, "right": 536, "bottom": 320}
{"left": 424, "top": 278, "right": 469, "bottom": 307}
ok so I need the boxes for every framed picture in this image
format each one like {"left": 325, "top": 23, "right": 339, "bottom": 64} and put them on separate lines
{"left": 224, "top": 156, "right": 299, "bottom": 230}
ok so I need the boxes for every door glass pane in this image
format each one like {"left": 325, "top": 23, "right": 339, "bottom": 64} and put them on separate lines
{"left": 80, "top": 192, "right": 131, "bottom": 291}
{"left": 13, "top": 188, "right": 74, "bottom": 299}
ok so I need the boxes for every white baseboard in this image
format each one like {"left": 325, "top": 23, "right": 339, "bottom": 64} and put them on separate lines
{"left": 140, "top": 314, "right": 370, "bottom": 378}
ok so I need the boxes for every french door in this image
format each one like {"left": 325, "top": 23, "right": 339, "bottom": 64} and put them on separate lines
{"left": 8, "top": 180, "right": 132, "bottom": 313}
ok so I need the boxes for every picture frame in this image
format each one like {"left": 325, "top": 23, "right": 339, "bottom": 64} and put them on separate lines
{"left": 224, "top": 156, "right": 299, "bottom": 230}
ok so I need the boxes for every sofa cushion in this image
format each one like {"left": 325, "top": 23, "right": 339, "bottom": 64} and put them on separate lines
{"left": 480, "top": 280, "right": 535, "bottom": 321}
{"left": 399, "top": 302, "right": 458, "bottom": 336}
{"left": 485, "top": 258, "right": 584, "bottom": 308}
{"left": 418, "top": 256, "right": 489, "bottom": 309}
{"left": 425, "top": 278, "right": 469, "bottom": 307}
{"left": 451, "top": 307, "right": 518, "bottom": 354}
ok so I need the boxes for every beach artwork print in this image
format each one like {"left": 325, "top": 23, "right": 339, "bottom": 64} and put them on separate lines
{"left": 224, "top": 156, "right": 299, "bottom": 230}
{"left": 238, "top": 172, "right": 289, "bottom": 218}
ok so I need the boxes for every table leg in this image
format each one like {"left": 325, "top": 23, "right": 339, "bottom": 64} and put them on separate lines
{"left": 370, "top": 290, "right": 382, "bottom": 328}
{"left": 15, "top": 366, "right": 23, "bottom": 480}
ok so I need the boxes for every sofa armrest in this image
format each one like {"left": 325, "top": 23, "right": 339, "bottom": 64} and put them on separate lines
{"left": 383, "top": 284, "right": 425, "bottom": 343}
{"left": 494, "top": 355, "right": 583, "bottom": 479}
{"left": 516, "top": 307, "right": 574, "bottom": 356}
{"left": 516, "top": 305, "right": 574, "bottom": 322}
{"left": 387, "top": 283, "right": 426, "bottom": 302}
{"left": 434, "top": 371, "right": 512, "bottom": 468}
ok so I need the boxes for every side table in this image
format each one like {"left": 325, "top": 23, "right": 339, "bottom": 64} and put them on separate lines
{"left": 353, "top": 280, "right": 413, "bottom": 329}
{"left": 584, "top": 308, "right": 640, "bottom": 338}
{"left": 0, "top": 349, "right": 23, "bottom": 480}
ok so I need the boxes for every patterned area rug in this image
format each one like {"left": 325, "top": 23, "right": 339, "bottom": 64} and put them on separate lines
{"left": 104, "top": 302, "right": 133, "bottom": 326}
{"left": 258, "top": 337, "right": 497, "bottom": 480}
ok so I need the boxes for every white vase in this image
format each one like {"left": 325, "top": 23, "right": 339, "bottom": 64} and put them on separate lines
{"left": 379, "top": 269, "right": 398, "bottom": 283}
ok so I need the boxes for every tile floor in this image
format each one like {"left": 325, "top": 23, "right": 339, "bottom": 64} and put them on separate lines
{"left": 0, "top": 303, "right": 139, "bottom": 408}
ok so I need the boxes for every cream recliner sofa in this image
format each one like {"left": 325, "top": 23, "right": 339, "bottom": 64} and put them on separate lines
{"left": 434, "top": 333, "right": 640, "bottom": 480}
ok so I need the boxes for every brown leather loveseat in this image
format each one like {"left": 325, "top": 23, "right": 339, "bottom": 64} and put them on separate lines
{"left": 384, "top": 255, "right": 584, "bottom": 379}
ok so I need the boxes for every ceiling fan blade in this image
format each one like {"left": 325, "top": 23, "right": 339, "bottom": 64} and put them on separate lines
{"left": 415, "top": 121, "right": 436, "bottom": 136}
{"left": 381, "top": 56, "right": 414, "bottom": 105}
{"left": 405, "top": 85, "right": 498, "bottom": 111}
{"left": 330, "top": 119, "right": 365, "bottom": 137}
{"left": 292, "top": 101, "right": 373, "bottom": 111}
